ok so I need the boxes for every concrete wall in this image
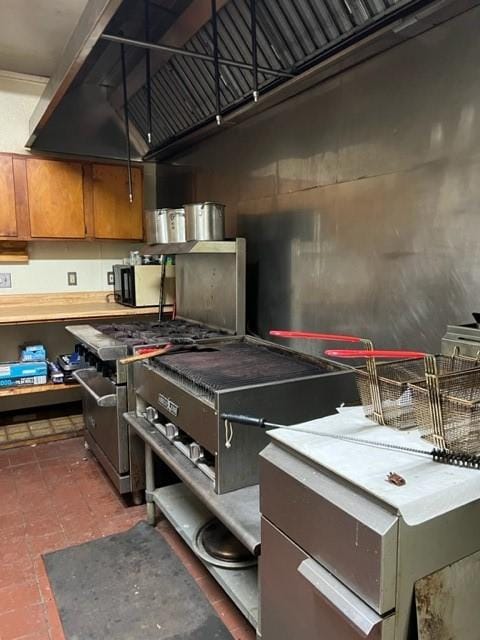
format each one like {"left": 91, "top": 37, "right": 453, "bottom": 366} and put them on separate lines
{"left": 168, "top": 5, "right": 480, "bottom": 353}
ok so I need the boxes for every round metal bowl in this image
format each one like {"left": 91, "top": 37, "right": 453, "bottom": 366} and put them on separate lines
{"left": 193, "top": 519, "right": 257, "bottom": 570}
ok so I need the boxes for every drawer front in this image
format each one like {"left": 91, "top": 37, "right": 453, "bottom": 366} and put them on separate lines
{"left": 261, "top": 518, "right": 395, "bottom": 640}
{"left": 260, "top": 444, "right": 398, "bottom": 614}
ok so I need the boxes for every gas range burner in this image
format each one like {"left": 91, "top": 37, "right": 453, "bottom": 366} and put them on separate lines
{"left": 95, "top": 319, "right": 228, "bottom": 349}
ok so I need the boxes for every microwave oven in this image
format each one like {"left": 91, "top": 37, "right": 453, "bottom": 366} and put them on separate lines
{"left": 113, "top": 264, "right": 163, "bottom": 307}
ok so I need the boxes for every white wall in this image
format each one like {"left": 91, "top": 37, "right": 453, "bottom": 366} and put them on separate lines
{"left": 1, "top": 241, "right": 140, "bottom": 295}
{"left": 0, "top": 70, "right": 47, "bottom": 154}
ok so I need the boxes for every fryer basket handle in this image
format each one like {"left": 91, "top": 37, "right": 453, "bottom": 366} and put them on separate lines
{"left": 325, "top": 349, "right": 425, "bottom": 359}
{"left": 270, "top": 330, "right": 367, "bottom": 344}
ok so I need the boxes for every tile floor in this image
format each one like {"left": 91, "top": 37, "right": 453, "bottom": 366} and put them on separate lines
{"left": 0, "top": 415, "right": 84, "bottom": 449}
{"left": 0, "top": 437, "right": 255, "bottom": 640}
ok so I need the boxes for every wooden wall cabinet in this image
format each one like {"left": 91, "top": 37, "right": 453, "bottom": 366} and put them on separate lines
{"left": 0, "top": 153, "right": 144, "bottom": 242}
{"left": 0, "top": 155, "right": 17, "bottom": 238}
{"left": 92, "top": 164, "right": 144, "bottom": 240}
{"left": 26, "top": 159, "right": 87, "bottom": 239}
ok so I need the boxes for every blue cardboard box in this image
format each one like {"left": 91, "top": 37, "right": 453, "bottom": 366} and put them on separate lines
{"left": 20, "top": 345, "right": 47, "bottom": 362}
{"left": 0, "top": 375, "right": 48, "bottom": 388}
{"left": 0, "top": 361, "right": 48, "bottom": 387}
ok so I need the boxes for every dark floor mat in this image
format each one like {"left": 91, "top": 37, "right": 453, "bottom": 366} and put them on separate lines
{"left": 43, "top": 521, "right": 233, "bottom": 640}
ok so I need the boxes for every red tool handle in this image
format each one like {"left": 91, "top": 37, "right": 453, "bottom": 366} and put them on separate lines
{"left": 325, "top": 349, "right": 425, "bottom": 359}
{"left": 270, "top": 330, "right": 363, "bottom": 343}
{"left": 136, "top": 345, "right": 171, "bottom": 355}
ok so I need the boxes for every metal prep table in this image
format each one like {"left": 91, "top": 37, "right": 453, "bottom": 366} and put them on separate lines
{"left": 259, "top": 407, "right": 480, "bottom": 639}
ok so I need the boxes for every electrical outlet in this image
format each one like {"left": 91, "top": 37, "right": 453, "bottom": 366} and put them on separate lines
{"left": 0, "top": 273, "right": 11, "bottom": 288}
{"left": 107, "top": 271, "right": 114, "bottom": 285}
{"left": 67, "top": 272, "right": 77, "bottom": 286}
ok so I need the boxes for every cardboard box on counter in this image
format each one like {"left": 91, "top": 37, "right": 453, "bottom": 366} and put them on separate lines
{"left": 20, "top": 344, "right": 47, "bottom": 362}
{"left": 0, "top": 361, "right": 48, "bottom": 387}
{"left": 0, "top": 375, "right": 48, "bottom": 388}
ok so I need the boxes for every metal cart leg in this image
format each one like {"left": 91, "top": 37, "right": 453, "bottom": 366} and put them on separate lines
{"left": 145, "top": 443, "right": 156, "bottom": 526}
{"left": 132, "top": 491, "right": 143, "bottom": 506}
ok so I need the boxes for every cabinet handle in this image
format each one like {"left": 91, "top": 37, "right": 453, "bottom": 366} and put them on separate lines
{"left": 297, "top": 559, "right": 385, "bottom": 637}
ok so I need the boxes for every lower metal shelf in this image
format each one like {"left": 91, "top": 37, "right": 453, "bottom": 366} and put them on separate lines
{"left": 152, "top": 482, "right": 259, "bottom": 629}
{"left": 124, "top": 411, "right": 261, "bottom": 554}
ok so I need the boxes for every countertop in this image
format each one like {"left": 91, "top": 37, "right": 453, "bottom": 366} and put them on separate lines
{"left": 268, "top": 406, "right": 480, "bottom": 526}
{"left": 0, "top": 292, "right": 159, "bottom": 325}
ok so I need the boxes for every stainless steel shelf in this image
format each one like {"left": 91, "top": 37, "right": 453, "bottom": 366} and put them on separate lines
{"left": 141, "top": 239, "right": 244, "bottom": 255}
{"left": 124, "top": 411, "right": 261, "bottom": 555}
{"left": 153, "top": 483, "right": 258, "bottom": 628}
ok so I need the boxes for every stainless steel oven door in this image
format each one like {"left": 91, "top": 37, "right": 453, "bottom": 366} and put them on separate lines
{"left": 74, "top": 369, "right": 129, "bottom": 474}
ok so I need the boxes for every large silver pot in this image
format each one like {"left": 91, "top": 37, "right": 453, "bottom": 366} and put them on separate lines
{"left": 184, "top": 202, "right": 225, "bottom": 241}
{"left": 166, "top": 208, "right": 186, "bottom": 242}
{"left": 145, "top": 208, "right": 185, "bottom": 243}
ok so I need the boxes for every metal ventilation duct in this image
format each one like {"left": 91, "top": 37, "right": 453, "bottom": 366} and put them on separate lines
{"left": 27, "top": 0, "right": 480, "bottom": 161}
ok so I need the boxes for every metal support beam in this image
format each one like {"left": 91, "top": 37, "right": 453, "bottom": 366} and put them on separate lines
{"left": 211, "top": 0, "right": 222, "bottom": 125}
{"left": 100, "top": 33, "right": 293, "bottom": 78}
{"left": 120, "top": 42, "right": 133, "bottom": 204}
{"left": 144, "top": 0, "right": 152, "bottom": 145}
{"left": 251, "top": 0, "right": 259, "bottom": 102}
{"left": 145, "top": 443, "right": 156, "bottom": 526}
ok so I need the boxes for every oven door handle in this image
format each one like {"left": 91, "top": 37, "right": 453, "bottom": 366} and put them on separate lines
{"left": 73, "top": 369, "right": 118, "bottom": 408}
{"left": 297, "top": 559, "right": 385, "bottom": 637}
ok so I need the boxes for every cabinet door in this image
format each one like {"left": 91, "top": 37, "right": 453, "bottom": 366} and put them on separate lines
{"left": 92, "top": 164, "right": 143, "bottom": 240}
{"left": 0, "top": 155, "right": 17, "bottom": 237}
{"left": 27, "top": 159, "right": 85, "bottom": 238}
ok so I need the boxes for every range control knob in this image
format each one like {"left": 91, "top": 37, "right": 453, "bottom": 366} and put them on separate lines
{"left": 164, "top": 423, "right": 179, "bottom": 441}
{"left": 189, "top": 442, "right": 204, "bottom": 464}
{"left": 144, "top": 406, "right": 158, "bottom": 423}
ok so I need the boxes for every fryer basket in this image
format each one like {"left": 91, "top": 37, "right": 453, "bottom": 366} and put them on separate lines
{"left": 410, "top": 365, "right": 480, "bottom": 454}
{"left": 355, "top": 354, "right": 480, "bottom": 430}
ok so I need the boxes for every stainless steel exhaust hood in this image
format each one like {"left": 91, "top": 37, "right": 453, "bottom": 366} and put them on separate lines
{"left": 26, "top": 0, "right": 480, "bottom": 162}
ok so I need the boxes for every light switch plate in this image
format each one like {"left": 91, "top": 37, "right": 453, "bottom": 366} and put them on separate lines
{"left": 0, "top": 273, "right": 11, "bottom": 288}
{"left": 107, "top": 271, "right": 114, "bottom": 285}
{"left": 67, "top": 272, "right": 77, "bottom": 286}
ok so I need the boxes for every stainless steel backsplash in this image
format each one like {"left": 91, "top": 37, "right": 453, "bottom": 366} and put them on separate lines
{"left": 161, "top": 5, "right": 480, "bottom": 354}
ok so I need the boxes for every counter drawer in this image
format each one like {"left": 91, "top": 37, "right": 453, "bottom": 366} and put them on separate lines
{"left": 260, "top": 443, "right": 398, "bottom": 614}
{"left": 261, "top": 518, "right": 395, "bottom": 640}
